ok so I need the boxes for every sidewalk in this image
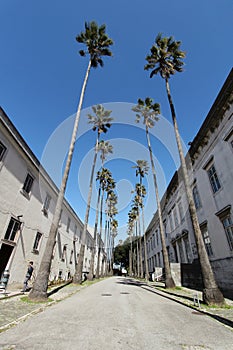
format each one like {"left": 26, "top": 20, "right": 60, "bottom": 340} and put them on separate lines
{"left": 1, "top": 279, "right": 233, "bottom": 333}
{"left": 146, "top": 281, "right": 233, "bottom": 328}
{"left": 0, "top": 282, "right": 83, "bottom": 331}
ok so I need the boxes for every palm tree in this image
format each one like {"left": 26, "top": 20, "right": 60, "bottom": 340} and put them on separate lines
{"left": 127, "top": 215, "right": 134, "bottom": 276}
{"left": 133, "top": 160, "right": 149, "bottom": 278}
{"left": 145, "top": 33, "right": 225, "bottom": 305}
{"left": 132, "top": 201, "right": 140, "bottom": 277}
{"left": 105, "top": 189, "right": 118, "bottom": 274}
{"left": 29, "top": 22, "right": 113, "bottom": 300}
{"left": 73, "top": 105, "right": 113, "bottom": 283}
{"left": 95, "top": 168, "right": 115, "bottom": 278}
{"left": 134, "top": 182, "right": 147, "bottom": 278}
{"left": 109, "top": 218, "right": 118, "bottom": 274}
{"left": 89, "top": 141, "right": 113, "bottom": 280}
{"left": 131, "top": 199, "right": 140, "bottom": 277}
{"left": 132, "top": 98, "right": 175, "bottom": 288}
{"left": 128, "top": 206, "right": 139, "bottom": 276}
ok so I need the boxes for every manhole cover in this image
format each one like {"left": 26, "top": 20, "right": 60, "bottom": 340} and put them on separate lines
{"left": 101, "top": 293, "right": 112, "bottom": 297}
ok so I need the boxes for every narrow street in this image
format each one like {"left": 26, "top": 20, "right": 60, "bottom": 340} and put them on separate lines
{"left": 0, "top": 277, "right": 233, "bottom": 350}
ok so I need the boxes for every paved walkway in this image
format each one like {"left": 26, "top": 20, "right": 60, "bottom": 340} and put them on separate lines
{"left": 1, "top": 279, "right": 233, "bottom": 332}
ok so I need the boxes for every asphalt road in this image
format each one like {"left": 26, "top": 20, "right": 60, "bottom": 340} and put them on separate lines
{"left": 0, "top": 277, "right": 233, "bottom": 350}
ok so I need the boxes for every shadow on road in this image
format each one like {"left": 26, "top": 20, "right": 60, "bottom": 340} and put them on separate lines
{"left": 116, "top": 277, "right": 147, "bottom": 287}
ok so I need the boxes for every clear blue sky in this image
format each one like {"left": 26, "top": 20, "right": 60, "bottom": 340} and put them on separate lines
{"left": 1, "top": 1, "right": 233, "bottom": 242}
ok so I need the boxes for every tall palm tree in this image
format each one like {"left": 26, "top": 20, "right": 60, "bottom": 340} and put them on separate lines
{"left": 105, "top": 189, "right": 118, "bottom": 274}
{"left": 132, "top": 98, "right": 175, "bottom": 288}
{"left": 89, "top": 141, "right": 113, "bottom": 280}
{"left": 73, "top": 105, "right": 113, "bottom": 283}
{"left": 109, "top": 218, "right": 118, "bottom": 274}
{"left": 29, "top": 22, "right": 113, "bottom": 300}
{"left": 103, "top": 181, "right": 116, "bottom": 275}
{"left": 131, "top": 199, "right": 140, "bottom": 277}
{"left": 127, "top": 216, "right": 134, "bottom": 276}
{"left": 145, "top": 33, "right": 225, "bottom": 305}
{"left": 128, "top": 206, "right": 139, "bottom": 276}
{"left": 133, "top": 160, "right": 149, "bottom": 278}
{"left": 134, "top": 182, "right": 147, "bottom": 278}
{"left": 131, "top": 200, "right": 140, "bottom": 277}
{"left": 95, "top": 168, "right": 114, "bottom": 278}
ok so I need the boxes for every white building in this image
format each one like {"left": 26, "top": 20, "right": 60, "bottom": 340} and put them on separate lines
{"left": 145, "top": 68, "right": 233, "bottom": 298}
{"left": 0, "top": 107, "right": 99, "bottom": 289}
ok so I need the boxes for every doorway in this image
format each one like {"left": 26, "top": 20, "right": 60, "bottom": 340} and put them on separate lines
{"left": 0, "top": 243, "right": 14, "bottom": 277}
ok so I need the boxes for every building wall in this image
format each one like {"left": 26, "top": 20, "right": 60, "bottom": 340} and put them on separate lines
{"left": 144, "top": 69, "right": 233, "bottom": 297}
{"left": 0, "top": 108, "right": 97, "bottom": 289}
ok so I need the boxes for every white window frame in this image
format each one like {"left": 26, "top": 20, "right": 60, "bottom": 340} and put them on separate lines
{"left": 66, "top": 217, "right": 71, "bottom": 233}
{"left": 207, "top": 164, "right": 221, "bottom": 193}
{"left": 222, "top": 216, "right": 233, "bottom": 251}
{"left": 200, "top": 223, "right": 213, "bottom": 257}
{"left": 21, "top": 172, "right": 34, "bottom": 198}
{"left": 193, "top": 185, "right": 202, "bottom": 209}
{"left": 4, "top": 217, "right": 21, "bottom": 242}
{"left": 42, "top": 193, "right": 51, "bottom": 216}
{"left": 32, "top": 232, "right": 43, "bottom": 253}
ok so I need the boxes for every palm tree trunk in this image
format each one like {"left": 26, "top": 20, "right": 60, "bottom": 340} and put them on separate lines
{"left": 105, "top": 219, "right": 110, "bottom": 275}
{"left": 29, "top": 60, "right": 92, "bottom": 300}
{"left": 96, "top": 186, "right": 104, "bottom": 278}
{"left": 138, "top": 176, "right": 144, "bottom": 279}
{"left": 136, "top": 236, "right": 139, "bottom": 277}
{"left": 89, "top": 186, "right": 101, "bottom": 280}
{"left": 73, "top": 132, "right": 100, "bottom": 284}
{"left": 146, "top": 125, "right": 175, "bottom": 288}
{"left": 129, "top": 234, "right": 133, "bottom": 276}
{"left": 165, "top": 78, "right": 225, "bottom": 304}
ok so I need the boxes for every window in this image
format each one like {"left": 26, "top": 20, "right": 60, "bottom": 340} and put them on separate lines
{"left": 73, "top": 224, "right": 78, "bottom": 241}
{"left": 156, "top": 230, "right": 159, "bottom": 245}
{"left": 157, "top": 252, "right": 161, "bottom": 266}
{"left": 201, "top": 224, "right": 213, "bottom": 256}
{"left": 215, "top": 206, "right": 233, "bottom": 251}
{"left": 0, "top": 141, "right": 7, "bottom": 161}
{"left": 222, "top": 216, "right": 233, "bottom": 251}
{"left": 173, "top": 207, "right": 179, "bottom": 227}
{"left": 22, "top": 173, "right": 34, "bottom": 195}
{"left": 42, "top": 194, "right": 51, "bottom": 216}
{"left": 61, "top": 245, "right": 67, "bottom": 262}
{"left": 163, "top": 220, "right": 167, "bottom": 238}
{"left": 33, "top": 232, "right": 42, "bottom": 252}
{"left": 223, "top": 125, "right": 233, "bottom": 151}
{"left": 177, "top": 239, "right": 185, "bottom": 262}
{"left": 178, "top": 201, "right": 184, "bottom": 222}
{"left": 183, "top": 235, "right": 192, "bottom": 263}
{"left": 66, "top": 217, "right": 71, "bottom": 233}
{"left": 70, "top": 250, "right": 74, "bottom": 264}
{"left": 207, "top": 164, "right": 221, "bottom": 193}
{"left": 4, "top": 218, "right": 21, "bottom": 241}
{"left": 193, "top": 185, "right": 201, "bottom": 209}
{"left": 169, "top": 212, "right": 174, "bottom": 231}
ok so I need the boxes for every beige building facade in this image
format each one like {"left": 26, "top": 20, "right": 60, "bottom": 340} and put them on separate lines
{"left": 0, "top": 108, "right": 100, "bottom": 289}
